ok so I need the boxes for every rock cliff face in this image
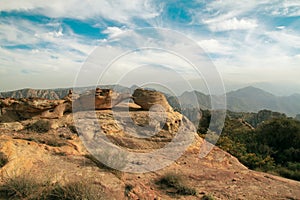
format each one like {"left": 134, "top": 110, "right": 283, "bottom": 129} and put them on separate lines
{"left": 0, "top": 89, "right": 300, "bottom": 199}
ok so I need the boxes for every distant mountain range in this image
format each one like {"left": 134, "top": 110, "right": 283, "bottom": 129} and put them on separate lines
{"left": 175, "top": 86, "right": 300, "bottom": 117}
{"left": 1, "top": 86, "right": 300, "bottom": 117}
{"left": 0, "top": 85, "right": 134, "bottom": 99}
{"left": 226, "top": 86, "right": 300, "bottom": 116}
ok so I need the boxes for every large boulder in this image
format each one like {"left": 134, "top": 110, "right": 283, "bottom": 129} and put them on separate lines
{"left": 132, "top": 89, "right": 173, "bottom": 112}
{"left": 73, "top": 88, "right": 131, "bottom": 111}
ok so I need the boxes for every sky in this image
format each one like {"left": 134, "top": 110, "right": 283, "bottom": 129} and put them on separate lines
{"left": 0, "top": 0, "right": 300, "bottom": 95}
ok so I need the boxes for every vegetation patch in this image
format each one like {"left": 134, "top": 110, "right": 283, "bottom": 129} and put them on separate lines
{"left": 27, "top": 120, "right": 51, "bottom": 133}
{"left": 0, "top": 152, "right": 8, "bottom": 168}
{"left": 0, "top": 174, "right": 43, "bottom": 199}
{"left": 0, "top": 174, "right": 106, "bottom": 200}
{"left": 68, "top": 125, "right": 78, "bottom": 135}
{"left": 201, "top": 194, "right": 215, "bottom": 200}
{"left": 46, "top": 181, "right": 105, "bottom": 200}
{"left": 124, "top": 184, "right": 134, "bottom": 196}
{"left": 199, "top": 111, "right": 300, "bottom": 181}
{"left": 156, "top": 173, "right": 196, "bottom": 196}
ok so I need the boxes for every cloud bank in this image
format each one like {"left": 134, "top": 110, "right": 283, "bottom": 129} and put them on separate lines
{"left": 0, "top": 0, "right": 299, "bottom": 94}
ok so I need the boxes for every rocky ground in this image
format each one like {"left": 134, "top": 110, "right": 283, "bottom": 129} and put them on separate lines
{"left": 0, "top": 104, "right": 299, "bottom": 200}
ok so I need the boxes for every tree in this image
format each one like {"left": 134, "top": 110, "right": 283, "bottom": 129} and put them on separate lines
{"left": 256, "top": 118, "right": 300, "bottom": 163}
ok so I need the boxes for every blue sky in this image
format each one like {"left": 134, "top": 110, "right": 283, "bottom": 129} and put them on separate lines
{"left": 0, "top": 0, "right": 300, "bottom": 95}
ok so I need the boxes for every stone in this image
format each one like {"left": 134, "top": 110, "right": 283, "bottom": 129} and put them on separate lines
{"left": 132, "top": 89, "right": 173, "bottom": 112}
{"left": 73, "top": 88, "right": 130, "bottom": 111}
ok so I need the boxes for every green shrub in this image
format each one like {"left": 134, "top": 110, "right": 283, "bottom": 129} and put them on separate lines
{"left": 0, "top": 152, "right": 8, "bottom": 168}
{"left": 124, "top": 184, "right": 133, "bottom": 196}
{"left": 157, "top": 173, "right": 196, "bottom": 196}
{"left": 68, "top": 125, "right": 78, "bottom": 135}
{"left": 46, "top": 181, "right": 105, "bottom": 200}
{"left": 27, "top": 120, "right": 51, "bottom": 133}
{"left": 0, "top": 174, "right": 42, "bottom": 199}
{"left": 158, "top": 173, "right": 182, "bottom": 188}
{"left": 276, "top": 167, "right": 300, "bottom": 181}
{"left": 201, "top": 194, "right": 215, "bottom": 200}
{"left": 0, "top": 174, "right": 106, "bottom": 200}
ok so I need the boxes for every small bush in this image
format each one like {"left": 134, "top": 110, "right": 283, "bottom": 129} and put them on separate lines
{"left": 0, "top": 174, "right": 42, "bottom": 199}
{"left": 124, "top": 184, "right": 133, "bottom": 196}
{"left": 276, "top": 167, "right": 300, "bottom": 181}
{"left": 68, "top": 125, "right": 78, "bottom": 135}
{"left": 0, "top": 152, "right": 8, "bottom": 168}
{"left": 0, "top": 174, "right": 106, "bottom": 200}
{"left": 46, "top": 181, "right": 105, "bottom": 200}
{"left": 27, "top": 120, "right": 51, "bottom": 133}
{"left": 201, "top": 194, "right": 215, "bottom": 200}
{"left": 157, "top": 173, "right": 196, "bottom": 196}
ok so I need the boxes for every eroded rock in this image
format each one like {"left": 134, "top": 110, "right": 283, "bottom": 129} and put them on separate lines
{"left": 73, "top": 88, "right": 131, "bottom": 111}
{"left": 132, "top": 89, "right": 173, "bottom": 112}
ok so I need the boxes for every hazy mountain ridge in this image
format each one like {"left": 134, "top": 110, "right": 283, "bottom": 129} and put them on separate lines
{"left": 0, "top": 85, "right": 134, "bottom": 100}
{"left": 226, "top": 86, "right": 300, "bottom": 116}
{"left": 177, "top": 86, "right": 300, "bottom": 117}
{"left": 0, "top": 88, "right": 70, "bottom": 100}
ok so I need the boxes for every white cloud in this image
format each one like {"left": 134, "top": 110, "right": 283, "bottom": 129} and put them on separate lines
{"left": 276, "top": 26, "right": 285, "bottom": 30}
{"left": 213, "top": 35, "right": 300, "bottom": 86}
{"left": 0, "top": 17, "right": 100, "bottom": 91}
{"left": 1, "top": 0, "right": 300, "bottom": 92}
{"left": 203, "top": 0, "right": 300, "bottom": 18}
{"left": 268, "top": 0, "right": 300, "bottom": 16}
{"left": 205, "top": 17, "right": 258, "bottom": 32}
{"left": 266, "top": 30, "right": 300, "bottom": 48}
{"left": 102, "top": 27, "right": 127, "bottom": 38}
{"left": 0, "top": 0, "right": 161, "bottom": 25}
{"left": 197, "top": 39, "right": 233, "bottom": 54}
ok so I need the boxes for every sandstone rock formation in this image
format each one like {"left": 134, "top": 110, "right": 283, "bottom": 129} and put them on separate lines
{"left": 73, "top": 88, "right": 131, "bottom": 111}
{"left": 0, "top": 98, "right": 67, "bottom": 122}
{"left": 132, "top": 88, "right": 173, "bottom": 112}
{"left": 0, "top": 89, "right": 77, "bottom": 122}
{"left": 0, "top": 88, "right": 132, "bottom": 122}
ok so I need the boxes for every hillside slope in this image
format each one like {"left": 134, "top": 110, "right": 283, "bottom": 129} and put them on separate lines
{"left": 0, "top": 107, "right": 299, "bottom": 199}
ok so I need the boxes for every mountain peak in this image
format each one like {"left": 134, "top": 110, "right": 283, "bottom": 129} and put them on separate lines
{"left": 228, "top": 86, "right": 275, "bottom": 97}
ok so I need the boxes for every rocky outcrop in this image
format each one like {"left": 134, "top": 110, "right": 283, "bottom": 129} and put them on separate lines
{"left": 133, "top": 89, "right": 173, "bottom": 112}
{"left": 0, "top": 90, "right": 76, "bottom": 122}
{"left": 73, "top": 88, "right": 131, "bottom": 111}
{"left": 0, "top": 88, "right": 133, "bottom": 122}
{"left": 0, "top": 98, "right": 66, "bottom": 122}
{"left": 0, "top": 108, "right": 300, "bottom": 199}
